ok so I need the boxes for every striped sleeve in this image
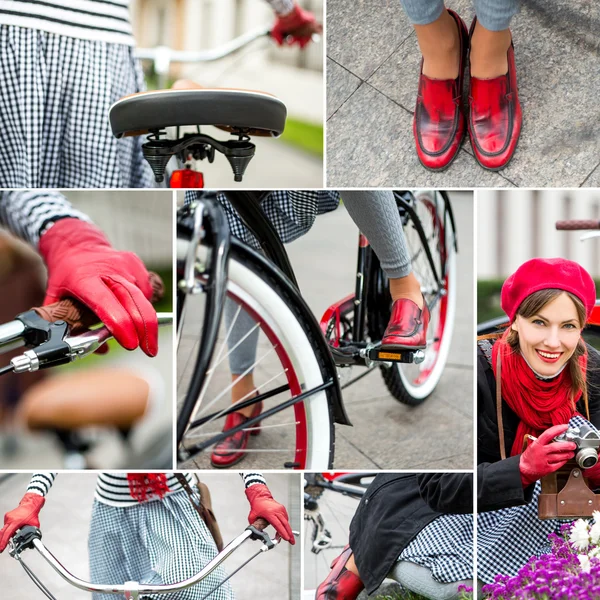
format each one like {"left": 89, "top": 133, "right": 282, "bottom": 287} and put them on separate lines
{"left": 0, "top": 191, "right": 91, "bottom": 247}
{"left": 26, "top": 473, "right": 57, "bottom": 498}
{"left": 264, "top": 0, "right": 294, "bottom": 15}
{"left": 240, "top": 472, "right": 267, "bottom": 488}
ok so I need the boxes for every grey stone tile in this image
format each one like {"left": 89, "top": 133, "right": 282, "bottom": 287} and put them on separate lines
{"left": 327, "top": 58, "right": 362, "bottom": 119}
{"left": 582, "top": 163, "right": 600, "bottom": 187}
{"left": 326, "top": 84, "right": 513, "bottom": 188}
{"left": 498, "top": 3, "right": 600, "bottom": 186}
{"left": 326, "top": 0, "right": 413, "bottom": 81}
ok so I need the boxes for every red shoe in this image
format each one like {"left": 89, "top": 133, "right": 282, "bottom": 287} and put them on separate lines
{"left": 315, "top": 546, "right": 364, "bottom": 600}
{"left": 413, "top": 9, "right": 468, "bottom": 171}
{"left": 381, "top": 298, "right": 429, "bottom": 350}
{"left": 468, "top": 18, "right": 522, "bottom": 170}
{"left": 210, "top": 401, "right": 262, "bottom": 468}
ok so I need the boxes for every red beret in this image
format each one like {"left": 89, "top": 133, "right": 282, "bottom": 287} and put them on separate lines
{"left": 501, "top": 258, "right": 596, "bottom": 322}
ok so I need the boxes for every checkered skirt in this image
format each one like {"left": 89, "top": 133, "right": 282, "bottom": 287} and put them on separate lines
{"left": 398, "top": 513, "right": 474, "bottom": 583}
{"left": 88, "top": 492, "right": 234, "bottom": 600}
{"left": 0, "top": 25, "right": 153, "bottom": 188}
{"left": 477, "top": 414, "right": 596, "bottom": 584}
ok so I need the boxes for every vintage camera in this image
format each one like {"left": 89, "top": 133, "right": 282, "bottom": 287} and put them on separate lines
{"left": 554, "top": 424, "right": 600, "bottom": 469}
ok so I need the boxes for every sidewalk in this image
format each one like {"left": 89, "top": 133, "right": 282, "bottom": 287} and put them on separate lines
{"left": 326, "top": 0, "right": 600, "bottom": 188}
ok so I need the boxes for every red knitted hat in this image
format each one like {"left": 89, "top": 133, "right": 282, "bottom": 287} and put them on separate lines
{"left": 501, "top": 257, "right": 596, "bottom": 322}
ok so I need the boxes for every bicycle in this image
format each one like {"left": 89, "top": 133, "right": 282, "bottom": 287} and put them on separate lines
{"left": 7, "top": 518, "right": 291, "bottom": 600}
{"left": 0, "top": 278, "right": 172, "bottom": 468}
{"left": 111, "top": 27, "right": 317, "bottom": 188}
{"left": 176, "top": 190, "right": 458, "bottom": 470}
{"left": 477, "top": 218, "right": 600, "bottom": 340}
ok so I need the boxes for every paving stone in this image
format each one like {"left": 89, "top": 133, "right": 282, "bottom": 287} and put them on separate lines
{"left": 326, "top": 84, "right": 514, "bottom": 188}
{"left": 327, "top": 0, "right": 413, "bottom": 81}
{"left": 327, "top": 58, "right": 362, "bottom": 119}
{"left": 583, "top": 164, "right": 600, "bottom": 187}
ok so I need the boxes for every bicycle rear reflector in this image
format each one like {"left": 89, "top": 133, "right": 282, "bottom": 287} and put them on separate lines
{"left": 171, "top": 169, "right": 204, "bottom": 188}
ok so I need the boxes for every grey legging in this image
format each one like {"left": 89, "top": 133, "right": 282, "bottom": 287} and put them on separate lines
{"left": 225, "top": 190, "right": 411, "bottom": 374}
{"left": 401, "top": 0, "right": 520, "bottom": 31}
{"left": 391, "top": 561, "right": 473, "bottom": 600}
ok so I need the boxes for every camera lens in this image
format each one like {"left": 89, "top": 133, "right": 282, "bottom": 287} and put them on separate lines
{"left": 577, "top": 448, "right": 598, "bottom": 469}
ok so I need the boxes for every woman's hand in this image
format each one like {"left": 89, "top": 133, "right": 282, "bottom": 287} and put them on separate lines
{"left": 245, "top": 484, "right": 294, "bottom": 544}
{"left": 519, "top": 424, "right": 576, "bottom": 487}
{"left": 271, "top": 4, "right": 322, "bottom": 49}
{"left": 0, "top": 493, "right": 45, "bottom": 553}
{"left": 39, "top": 218, "right": 158, "bottom": 357}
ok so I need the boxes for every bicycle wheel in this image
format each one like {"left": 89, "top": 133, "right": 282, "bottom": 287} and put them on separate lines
{"left": 178, "top": 241, "right": 336, "bottom": 470}
{"left": 368, "top": 191, "right": 457, "bottom": 405}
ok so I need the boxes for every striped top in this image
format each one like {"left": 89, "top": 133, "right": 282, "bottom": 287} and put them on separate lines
{"left": 0, "top": 190, "right": 90, "bottom": 247}
{"left": 0, "top": 0, "right": 295, "bottom": 45}
{"left": 27, "top": 472, "right": 267, "bottom": 507}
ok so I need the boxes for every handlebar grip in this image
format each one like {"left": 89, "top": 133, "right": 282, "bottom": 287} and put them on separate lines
{"left": 32, "top": 272, "right": 164, "bottom": 334}
{"left": 251, "top": 517, "right": 269, "bottom": 531}
{"left": 556, "top": 220, "right": 600, "bottom": 231}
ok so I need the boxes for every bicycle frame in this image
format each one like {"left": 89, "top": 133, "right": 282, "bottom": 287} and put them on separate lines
{"left": 9, "top": 524, "right": 281, "bottom": 600}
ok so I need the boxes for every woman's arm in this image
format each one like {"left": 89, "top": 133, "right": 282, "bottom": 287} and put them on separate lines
{"left": 416, "top": 473, "right": 473, "bottom": 513}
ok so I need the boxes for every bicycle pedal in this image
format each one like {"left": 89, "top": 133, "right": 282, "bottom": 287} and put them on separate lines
{"left": 367, "top": 348, "right": 425, "bottom": 364}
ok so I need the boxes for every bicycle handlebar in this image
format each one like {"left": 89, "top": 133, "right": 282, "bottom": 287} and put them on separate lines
{"left": 9, "top": 522, "right": 288, "bottom": 598}
{"left": 556, "top": 220, "right": 600, "bottom": 231}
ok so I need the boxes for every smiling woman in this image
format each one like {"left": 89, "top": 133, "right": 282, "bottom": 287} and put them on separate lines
{"left": 476, "top": 257, "right": 600, "bottom": 589}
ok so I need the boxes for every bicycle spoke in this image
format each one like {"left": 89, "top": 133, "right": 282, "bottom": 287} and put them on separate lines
{"left": 184, "top": 420, "right": 300, "bottom": 439}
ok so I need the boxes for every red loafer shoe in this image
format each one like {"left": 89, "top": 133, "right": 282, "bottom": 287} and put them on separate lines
{"left": 414, "top": 9, "right": 468, "bottom": 171}
{"left": 381, "top": 298, "right": 429, "bottom": 350}
{"left": 468, "top": 18, "right": 522, "bottom": 170}
{"left": 315, "top": 546, "right": 364, "bottom": 600}
{"left": 210, "top": 400, "right": 262, "bottom": 468}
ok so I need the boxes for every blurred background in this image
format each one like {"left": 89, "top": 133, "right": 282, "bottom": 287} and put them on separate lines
{"left": 0, "top": 472, "right": 300, "bottom": 600}
{"left": 129, "top": 0, "right": 324, "bottom": 188}
{"left": 477, "top": 189, "right": 600, "bottom": 349}
{"left": 0, "top": 191, "right": 174, "bottom": 470}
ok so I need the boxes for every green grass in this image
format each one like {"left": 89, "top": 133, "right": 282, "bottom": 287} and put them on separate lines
{"left": 280, "top": 117, "right": 323, "bottom": 157}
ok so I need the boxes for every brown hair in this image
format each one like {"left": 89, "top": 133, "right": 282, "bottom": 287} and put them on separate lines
{"left": 501, "top": 289, "right": 588, "bottom": 414}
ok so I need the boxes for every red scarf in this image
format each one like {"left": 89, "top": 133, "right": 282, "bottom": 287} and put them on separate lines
{"left": 126, "top": 473, "right": 170, "bottom": 502}
{"left": 491, "top": 330, "right": 587, "bottom": 457}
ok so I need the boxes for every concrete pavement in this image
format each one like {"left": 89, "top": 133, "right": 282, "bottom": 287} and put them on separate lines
{"left": 326, "top": 0, "right": 600, "bottom": 188}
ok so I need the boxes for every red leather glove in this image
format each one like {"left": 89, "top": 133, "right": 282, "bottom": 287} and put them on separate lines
{"left": 271, "top": 4, "right": 322, "bottom": 49}
{"left": 519, "top": 424, "right": 576, "bottom": 487}
{"left": 39, "top": 218, "right": 158, "bottom": 357}
{"left": 0, "top": 493, "right": 45, "bottom": 553}
{"left": 245, "top": 484, "right": 294, "bottom": 544}
{"left": 583, "top": 461, "right": 600, "bottom": 488}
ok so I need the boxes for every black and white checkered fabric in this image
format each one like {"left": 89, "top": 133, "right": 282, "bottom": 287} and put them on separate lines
{"left": 477, "top": 414, "right": 597, "bottom": 584}
{"left": 88, "top": 492, "right": 234, "bottom": 600}
{"left": 184, "top": 190, "right": 340, "bottom": 249}
{"left": 0, "top": 191, "right": 90, "bottom": 247}
{"left": 265, "top": 0, "right": 294, "bottom": 14}
{"left": 0, "top": 26, "right": 153, "bottom": 188}
{"left": 398, "top": 513, "right": 474, "bottom": 583}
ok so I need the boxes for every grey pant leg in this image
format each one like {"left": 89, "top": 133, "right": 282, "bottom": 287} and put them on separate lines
{"left": 341, "top": 190, "right": 412, "bottom": 279}
{"left": 399, "top": 0, "right": 445, "bottom": 25}
{"left": 390, "top": 561, "right": 470, "bottom": 600}
{"left": 224, "top": 297, "right": 260, "bottom": 375}
{"left": 474, "top": 0, "right": 520, "bottom": 31}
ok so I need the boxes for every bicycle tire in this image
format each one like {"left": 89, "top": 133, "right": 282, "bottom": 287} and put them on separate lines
{"left": 178, "top": 241, "right": 336, "bottom": 470}
{"left": 367, "top": 191, "right": 457, "bottom": 405}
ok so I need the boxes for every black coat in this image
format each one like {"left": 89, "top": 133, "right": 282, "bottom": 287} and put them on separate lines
{"left": 477, "top": 341, "right": 600, "bottom": 513}
{"left": 349, "top": 473, "right": 473, "bottom": 594}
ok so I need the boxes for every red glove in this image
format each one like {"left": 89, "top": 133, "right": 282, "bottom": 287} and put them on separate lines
{"left": 519, "top": 424, "right": 576, "bottom": 487}
{"left": 583, "top": 461, "right": 600, "bottom": 488}
{"left": 0, "top": 493, "right": 45, "bottom": 553}
{"left": 271, "top": 4, "right": 322, "bottom": 49}
{"left": 39, "top": 218, "right": 158, "bottom": 357}
{"left": 245, "top": 484, "right": 294, "bottom": 544}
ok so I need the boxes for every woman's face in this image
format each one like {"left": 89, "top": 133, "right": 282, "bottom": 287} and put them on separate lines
{"left": 511, "top": 292, "right": 582, "bottom": 377}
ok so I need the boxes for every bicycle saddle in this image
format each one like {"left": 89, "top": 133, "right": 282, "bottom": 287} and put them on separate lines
{"left": 109, "top": 89, "right": 287, "bottom": 138}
